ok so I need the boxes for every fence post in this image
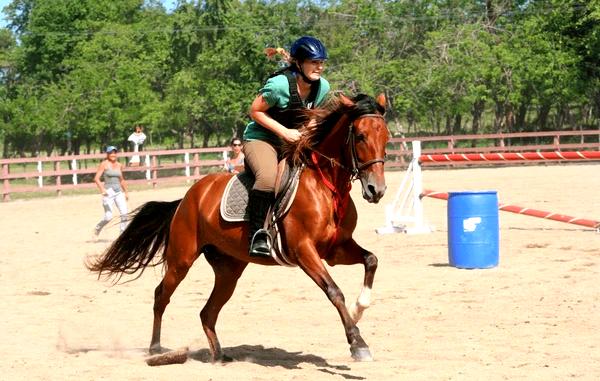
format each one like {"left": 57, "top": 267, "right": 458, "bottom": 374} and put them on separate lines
{"left": 447, "top": 138, "right": 454, "bottom": 153}
{"left": 145, "top": 154, "right": 151, "bottom": 181}
{"left": 2, "top": 163, "right": 10, "bottom": 201}
{"left": 37, "top": 160, "right": 43, "bottom": 188}
{"left": 55, "top": 161, "right": 62, "bottom": 196}
{"left": 193, "top": 153, "right": 200, "bottom": 179}
{"left": 71, "top": 159, "right": 78, "bottom": 185}
{"left": 554, "top": 135, "right": 560, "bottom": 150}
{"left": 151, "top": 155, "right": 158, "bottom": 188}
{"left": 184, "top": 152, "right": 190, "bottom": 183}
{"left": 398, "top": 142, "right": 406, "bottom": 166}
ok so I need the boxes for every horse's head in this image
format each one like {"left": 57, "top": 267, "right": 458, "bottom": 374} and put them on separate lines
{"left": 341, "top": 93, "right": 389, "bottom": 203}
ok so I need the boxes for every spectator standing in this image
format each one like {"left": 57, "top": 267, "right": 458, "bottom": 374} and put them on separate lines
{"left": 128, "top": 125, "right": 147, "bottom": 167}
{"left": 93, "top": 146, "right": 129, "bottom": 237}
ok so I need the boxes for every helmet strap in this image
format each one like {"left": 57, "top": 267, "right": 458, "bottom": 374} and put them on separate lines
{"left": 297, "top": 62, "right": 319, "bottom": 85}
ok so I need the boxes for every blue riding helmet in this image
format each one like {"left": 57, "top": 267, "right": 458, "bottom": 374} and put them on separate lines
{"left": 290, "top": 36, "right": 328, "bottom": 61}
{"left": 105, "top": 145, "right": 118, "bottom": 153}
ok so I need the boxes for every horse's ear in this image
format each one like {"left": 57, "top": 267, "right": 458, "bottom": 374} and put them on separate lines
{"left": 376, "top": 93, "right": 386, "bottom": 111}
{"left": 339, "top": 93, "right": 354, "bottom": 107}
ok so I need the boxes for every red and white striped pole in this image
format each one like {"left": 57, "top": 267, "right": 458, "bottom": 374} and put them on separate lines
{"left": 421, "top": 189, "right": 600, "bottom": 230}
{"left": 420, "top": 151, "right": 600, "bottom": 163}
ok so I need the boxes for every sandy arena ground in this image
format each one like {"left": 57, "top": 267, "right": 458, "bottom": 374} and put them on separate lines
{"left": 1, "top": 164, "right": 599, "bottom": 381}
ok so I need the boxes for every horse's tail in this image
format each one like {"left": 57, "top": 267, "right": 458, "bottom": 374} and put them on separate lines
{"left": 87, "top": 199, "right": 182, "bottom": 283}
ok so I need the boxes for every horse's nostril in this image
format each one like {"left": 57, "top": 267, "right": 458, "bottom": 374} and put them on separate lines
{"left": 368, "top": 184, "right": 376, "bottom": 196}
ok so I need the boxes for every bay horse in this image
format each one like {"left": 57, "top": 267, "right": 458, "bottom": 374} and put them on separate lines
{"left": 88, "top": 93, "right": 389, "bottom": 362}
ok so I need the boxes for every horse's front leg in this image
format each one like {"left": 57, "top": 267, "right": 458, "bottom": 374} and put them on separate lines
{"left": 326, "top": 239, "right": 378, "bottom": 324}
{"left": 297, "top": 242, "right": 373, "bottom": 361}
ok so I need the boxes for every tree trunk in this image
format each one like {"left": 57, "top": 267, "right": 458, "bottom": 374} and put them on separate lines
{"left": 178, "top": 131, "right": 184, "bottom": 149}
{"left": 537, "top": 102, "right": 551, "bottom": 132}
{"left": 407, "top": 111, "right": 415, "bottom": 134}
{"left": 202, "top": 132, "right": 210, "bottom": 148}
{"left": 493, "top": 101, "right": 504, "bottom": 134}
{"left": 445, "top": 114, "right": 453, "bottom": 136}
{"left": 471, "top": 100, "right": 485, "bottom": 147}
{"left": 504, "top": 104, "right": 515, "bottom": 134}
{"left": 516, "top": 99, "right": 529, "bottom": 132}
{"left": 73, "top": 138, "right": 81, "bottom": 155}
{"left": 454, "top": 114, "right": 462, "bottom": 134}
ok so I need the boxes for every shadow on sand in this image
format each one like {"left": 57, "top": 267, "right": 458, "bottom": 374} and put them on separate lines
{"left": 189, "top": 344, "right": 365, "bottom": 380}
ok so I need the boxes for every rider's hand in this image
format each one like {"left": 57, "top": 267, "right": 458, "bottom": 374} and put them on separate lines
{"left": 283, "top": 128, "right": 301, "bottom": 143}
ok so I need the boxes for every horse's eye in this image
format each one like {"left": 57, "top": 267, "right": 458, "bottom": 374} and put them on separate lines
{"left": 356, "top": 134, "right": 365, "bottom": 142}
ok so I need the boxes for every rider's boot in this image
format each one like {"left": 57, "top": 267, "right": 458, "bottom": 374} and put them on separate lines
{"left": 248, "top": 189, "right": 274, "bottom": 257}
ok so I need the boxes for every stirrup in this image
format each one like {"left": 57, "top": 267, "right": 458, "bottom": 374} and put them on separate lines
{"left": 250, "top": 229, "right": 272, "bottom": 257}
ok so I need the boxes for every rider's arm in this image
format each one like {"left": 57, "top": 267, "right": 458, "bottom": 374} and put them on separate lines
{"left": 249, "top": 95, "right": 300, "bottom": 143}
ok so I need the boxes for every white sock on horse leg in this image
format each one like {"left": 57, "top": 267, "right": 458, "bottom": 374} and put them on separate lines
{"left": 349, "top": 286, "right": 372, "bottom": 324}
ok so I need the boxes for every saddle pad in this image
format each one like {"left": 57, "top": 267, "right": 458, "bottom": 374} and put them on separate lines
{"left": 220, "top": 167, "right": 302, "bottom": 223}
{"left": 220, "top": 172, "right": 254, "bottom": 222}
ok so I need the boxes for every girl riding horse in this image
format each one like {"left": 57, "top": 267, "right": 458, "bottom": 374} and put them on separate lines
{"left": 243, "top": 36, "right": 330, "bottom": 257}
{"left": 88, "top": 93, "right": 389, "bottom": 362}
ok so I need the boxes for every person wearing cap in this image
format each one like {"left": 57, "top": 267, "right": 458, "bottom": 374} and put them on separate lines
{"left": 242, "top": 36, "right": 330, "bottom": 257}
{"left": 93, "top": 145, "right": 129, "bottom": 237}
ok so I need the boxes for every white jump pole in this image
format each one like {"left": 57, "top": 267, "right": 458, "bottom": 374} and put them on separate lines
{"left": 145, "top": 154, "right": 151, "bottom": 181}
{"left": 184, "top": 152, "right": 191, "bottom": 183}
{"left": 37, "top": 160, "right": 43, "bottom": 188}
{"left": 71, "top": 159, "right": 78, "bottom": 185}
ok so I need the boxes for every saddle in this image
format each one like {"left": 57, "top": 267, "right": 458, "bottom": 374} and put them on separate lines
{"left": 220, "top": 160, "right": 303, "bottom": 266}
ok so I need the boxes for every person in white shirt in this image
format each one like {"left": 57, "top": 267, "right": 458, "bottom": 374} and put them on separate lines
{"left": 128, "top": 125, "right": 147, "bottom": 166}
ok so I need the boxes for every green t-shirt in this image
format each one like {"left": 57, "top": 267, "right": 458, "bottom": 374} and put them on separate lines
{"left": 243, "top": 73, "right": 330, "bottom": 146}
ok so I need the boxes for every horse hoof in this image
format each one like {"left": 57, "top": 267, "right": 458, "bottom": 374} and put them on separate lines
{"left": 149, "top": 344, "right": 162, "bottom": 355}
{"left": 351, "top": 347, "right": 373, "bottom": 362}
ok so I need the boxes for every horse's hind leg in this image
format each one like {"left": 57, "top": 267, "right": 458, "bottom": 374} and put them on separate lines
{"left": 149, "top": 227, "right": 199, "bottom": 354}
{"left": 201, "top": 248, "right": 247, "bottom": 363}
{"left": 327, "top": 239, "right": 378, "bottom": 324}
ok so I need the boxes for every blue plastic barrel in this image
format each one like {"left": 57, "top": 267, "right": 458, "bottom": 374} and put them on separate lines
{"left": 447, "top": 191, "right": 499, "bottom": 269}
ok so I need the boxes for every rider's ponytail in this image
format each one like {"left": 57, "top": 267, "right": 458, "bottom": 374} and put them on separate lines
{"left": 264, "top": 47, "right": 291, "bottom": 64}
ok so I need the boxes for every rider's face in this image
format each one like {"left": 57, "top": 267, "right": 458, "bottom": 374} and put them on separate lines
{"left": 300, "top": 60, "right": 325, "bottom": 81}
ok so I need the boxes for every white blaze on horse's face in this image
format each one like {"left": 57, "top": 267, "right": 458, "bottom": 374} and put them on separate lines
{"left": 354, "top": 115, "right": 389, "bottom": 204}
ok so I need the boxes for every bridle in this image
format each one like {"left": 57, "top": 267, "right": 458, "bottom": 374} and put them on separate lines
{"left": 347, "top": 113, "right": 386, "bottom": 178}
{"left": 311, "top": 113, "right": 386, "bottom": 181}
